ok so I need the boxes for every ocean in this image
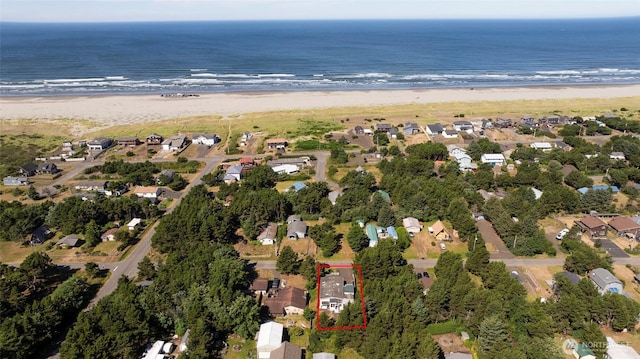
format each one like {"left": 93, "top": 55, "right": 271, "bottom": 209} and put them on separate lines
{"left": 1, "top": 18, "right": 639, "bottom": 96}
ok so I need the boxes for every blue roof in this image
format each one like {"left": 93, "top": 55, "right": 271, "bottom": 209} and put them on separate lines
{"left": 386, "top": 226, "right": 398, "bottom": 239}
{"left": 291, "top": 182, "right": 307, "bottom": 192}
{"left": 579, "top": 185, "right": 619, "bottom": 194}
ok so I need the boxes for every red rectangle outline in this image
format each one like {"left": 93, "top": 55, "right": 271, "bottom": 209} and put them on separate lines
{"left": 315, "top": 263, "right": 367, "bottom": 331}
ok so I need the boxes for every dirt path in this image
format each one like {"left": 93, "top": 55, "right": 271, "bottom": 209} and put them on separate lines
{"left": 477, "top": 220, "right": 515, "bottom": 259}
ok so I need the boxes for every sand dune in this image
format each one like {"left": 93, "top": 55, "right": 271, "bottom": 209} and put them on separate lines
{"left": 1, "top": 85, "right": 639, "bottom": 128}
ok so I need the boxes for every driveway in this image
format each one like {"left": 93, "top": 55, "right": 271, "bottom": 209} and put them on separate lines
{"left": 600, "top": 238, "right": 629, "bottom": 258}
{"left": 477, "top": 220, "right": 515, "bottom": 259}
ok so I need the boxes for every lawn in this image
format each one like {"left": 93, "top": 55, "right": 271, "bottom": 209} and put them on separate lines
{"left": 0, "top": 241, "right": 39, "bottom": 264}
{"left": 223, "top": 335, "right": 255, "bottom": 359}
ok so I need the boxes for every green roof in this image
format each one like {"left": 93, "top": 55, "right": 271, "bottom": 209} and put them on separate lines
{"left": 377, "top": 190, "right": 391, "bottom": 203}
{"left": 576, "top": 343, "right": 595, "bottom": 357}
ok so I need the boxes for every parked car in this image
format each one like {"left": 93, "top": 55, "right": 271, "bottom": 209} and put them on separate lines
{"left": 422, "top": 271, "right": 429, "bottom": 278}
{"left": 417, "top": 272, "right": 423, "bottom": 279}
{"left": 439, "top": 243, "right": 447, "bottom": 251}
{"left": 556, "top": 228, "right": 570, "bottom": 240}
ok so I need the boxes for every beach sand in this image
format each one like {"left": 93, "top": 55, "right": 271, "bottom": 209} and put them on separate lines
{"left": 1, "top": 85, "right": 639, "bottom": 129}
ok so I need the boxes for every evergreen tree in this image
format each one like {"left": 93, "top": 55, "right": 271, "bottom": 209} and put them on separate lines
{"left": 478, "top": 314, "right": 509, "bottom": 355}
{"left": 276, "top": 246, "right": 300, "bottom": 274}
{"left": 346, "top": 223, "right": 369, "bottom": 252}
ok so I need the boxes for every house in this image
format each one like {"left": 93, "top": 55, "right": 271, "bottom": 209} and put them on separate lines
{"left": 444, "top": 353, "right": 472, "bottom": 359}
{"left": 250, "top": 278, "right": 270, "bottom": 296}
{"left": 30, "top": 224, "right": 52, "bottom": 245}
{"left": 530, "top": 142, "right": 553, "bottom": 151}
{"left": 442, "top": 130, "right": 458, "bottom": 139}
{"left": 37, "top": 162, "right": 59, "bottom": 175}
{"left": 576, "top": 216, "right": 608, "bottom": 238}
{"left": 57, "top": 235, "right": 81, "bottom": 248}
{"left": 3, "top": 176, "right": 29, "bottom": 186}
{"left": 257, "top": 223, "right": 278, "bottom": 245}
{"left": 75, "top": 180, "right": 109, "bottom": 193}
{"left": 191, "top": 133, "right": 220, "bottom": 146}
{"left": 494, "top": 118, "right": 513, "bottom": 128}
{"left": 555, "top": 141, "right": 572, "bottom": 151}
{"left": 453, "top": 120, "right": 473, "bottom": 133}
{"left": 429, "top": 220, "right": 451, "bottom": 241}
{"left": 578, "top": 185, "right": 620, "bottom": 195}
{"left": 313, "top": 353, "right": 336, "bottom": 359}
{"left": 557, "top": 271, "right": 581, "bottom": 285}
{"left": 354, "top": 125, "right": 364, "bottom": 135}
{"left": 287, "top": 182, "right": 307, "bottom": 192}
{"left": 127, "top": 218, "right": 142, "bottom": 231}
{"left": 19, "top": 163, "right": 38, "bottom": 177}
{"left": 606, "top": 336, "right": 640, "bottom": 359}
{"left": 143, "top": 340, "right": 166, "bottom": 359}
{"left": 375, "top": 123, "right": 393, "bottom": 132}
{"left": 161, "top": 135, "right": 188, "bottom": 151}
{"left": 319, "top": 273, "right": 354, "bottom": 314}
{"left": 116, "top": 137, "right": 141, "bottom": 146}
{"left": 266, "top": 139, "right": 288, "bottom": 150}
{"left": 267, "top": 157, "right": 310, "bottom": 168}
{"left": 269, "top": 341, "right": 302, "bottom": 359}
{"left": 425, "top": 123, "right": 445, "bottom": 135}
{"left": 256, "top": 321, "right": 283, "bottom": 359}
{"left": 403, "top": 122, "right": 421, "bottom": 135}
{"left": 376, "top": 189, "right": 391, "bottom": 203}
{"left": 271, "top": 163, "right": 300, "bottom": 174}
{"left": 287, "top": 218, "right": 307, "bottom": 240}
{"left": 403, "top": 217, "right": 422, "bottom": 234}
{"left": 132, "top": 186, "right": 161, "bottom": 198}
{"left": 264, "top": 286, "right": 307, "bottom": 317}
{"left": 101, "top": 228, "right": 119, "bottom": 242}
{"left": 239, "top": 158, "right": 255, "bottom": 167}
{"left": 225, "top": 165, "right": 244, "bottom": 182}
{"left": 386, "top": 226, "right": 398, "bottom": 240}
{"left": 608, "top": 216, "right": 640, "bottom": 239}
{"left": 87, "top": 137, "right": 113, "bottom": 151}
{"left": 363, "top": 128, "right": 373, "bottom": 136}
{"left": 480, "top": 153, "right": 506, "bottom": 166}
{"left": 610, "top": 152, "right": 626, "bottom": 161}
{"left": 573, "top": 342, "right": 596, "bottom": 359}
{"left": 327, "top": 190, "right": 342, "bottom": 205}
{"left": 366, "top": 223, "right": 378, "bottom": 247}
{"left": 590, "top": 268, "right": 623, "bottom": 295}
{"left": 146, "top": 133, "right": 164, "bottom": 145}
{"left": 156, "top": 169, "right": 175, "bottom": 184}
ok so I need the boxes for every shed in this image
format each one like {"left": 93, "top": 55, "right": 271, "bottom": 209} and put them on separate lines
{"left": 269, "top": 341, "right": 302, "bottom": 359}
{"left": 57, "top": 235, "right": 81, "bottom": 248}
{"left": 386, "top": 226, "right": 398, "bottom": 240}
{"left": 288, "top": 182, "right": 307, "bottom": 192}
{"left": 313, "top": 353, "right": 336, "bottom": 359}
{"left": 403, "top": 217, "right": 422, "bottom": 233}
{"left": 366, "top": 224, "right": 378, "bottom": 247}
{"left": 127, "top": 218, "right": 142, "bottom": 231}
{"left": 256, "top": 321, "right": 283, "bottom": 359}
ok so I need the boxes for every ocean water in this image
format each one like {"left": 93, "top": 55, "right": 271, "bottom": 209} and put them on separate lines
{"left": 1, "top": 18, "right": 639, "bottom": 96}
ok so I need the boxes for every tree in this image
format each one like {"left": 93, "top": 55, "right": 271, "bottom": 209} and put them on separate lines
{"left": 330, "top": 147, "right": 349, "bottom": 164}
{"left": 83, "top": 220, "right": 101, "bottom": 248}
{"left": 277, "top": 246, "right": 300, "bottom": 274}
{"left": 376, "top": 205, "right": 395, "bottom": 228}
{"left": 564, "top": 170, "right": 594, "bottom": 189}
{"left": 84, "top": 262, "right": 100, "bottom": 278}
{"left": 299, "top": 256, "right": 318, "bottom": 289}
{"left": 346, "top": 223, "right": 369, "bottom": 252}
{"left": 580, "top": 189, "right": 613, "bottom": 213}
{"left": 478, "top": 314, "right": 509, "bottom": 355}
{"left": 27, "top": 185, "right": 40, "bottom": 200}
{"left": 137, "top": 256, "right": 156, "bottom": 280}
{"left": 466, "top": 238, "right": 490, "bottom": 277}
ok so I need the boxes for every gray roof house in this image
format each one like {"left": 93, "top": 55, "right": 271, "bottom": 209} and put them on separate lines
{"left": 319, "top": 273, "right": 354, "bottom": 314}
{"left": 3, "top": 176, "right": 29, "bottom": 186}
{"left": 30, "top": 224, "right": 52, "bottom": 245}
{"left": 37, "top": 162, "right": 59, "bottom": 175}
{"left": 590, "top": 268, "right": 623, "bottom": 295}
{"left": 19, "top": 163, "right": 38, "bottom": 177}
{"left": 87, "top": 137, "right": 113, "bottom": 151}
{"left": 57, "top": 235, "right": 81, "bottom": 248}
{"left": 403, "top": 122, "right": 421, "bottom": 135}
{"left": 287, "top": 220, "right": 307, "bottom": 240}
{"left": 425, "top": 123, "right": 445, "bottom": 135}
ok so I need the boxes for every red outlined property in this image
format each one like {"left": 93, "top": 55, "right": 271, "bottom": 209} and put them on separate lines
{"left": 316, "top": 263, "right": 367, "bottom": 331}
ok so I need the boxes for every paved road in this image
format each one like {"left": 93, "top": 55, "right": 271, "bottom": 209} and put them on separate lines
{"left": 600, "top": 238, "right": 630, "bottom": 258}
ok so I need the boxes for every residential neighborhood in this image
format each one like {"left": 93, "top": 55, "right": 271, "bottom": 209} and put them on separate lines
{"left": 3, "top": 109, "right": 640, "bottom": 359}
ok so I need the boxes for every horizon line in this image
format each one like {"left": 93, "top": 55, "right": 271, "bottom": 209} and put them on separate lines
{"left": 2, "top": 15, "right": 639, "bottom": 24}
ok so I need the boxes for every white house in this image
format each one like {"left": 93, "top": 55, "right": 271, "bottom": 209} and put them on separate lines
{"left": 480, "top": 153, "right": 506, "bottom": 166}
{"left": 256, "top": 321, "right": 283, "bottom": 359}
{"left": 257, "top": 223, "right": 278, "bottom": 245}
{"left": 610, "top": 152, "right": 626, "bottom": 161}
{"left": 403, "top": 217, "right": 422, "bottom": 233}
{"left": 530, "top": 142, "right": 553, "bottom": 151}
{"left": 453, "top": 120, "right": 473, "bottom": 134}
{"left": 271, "top": 164, "right": 299, "bottom": 175}
{"left": 87, "top": 137, "right": 112, "bottom": 151}
{"left": 161, "top": 136, "right": 188, "bottom": 152}
{"left": 191, "top": 133, "right": 220, "bottom": 146}
{"left": 590, "top": 268, "right": 623, "bottom": 295}
{"left": 127, "top": 218, "right": 142, "bottom": 231}
{"left": 132, "top": 186, "right": 161, "bottom": 198}
{"left": 442, "top": 130, "right": 458, "bottom": 139}
{"left": 426, "top": 123, "right": 445, "bottom": 135}
{"left": 319, "top": 274, "right": 354, "bottom": 314}
{"left": 606, "top": 336, "right": 640, "bottom": 359}
{"left": 225, "top": 165, "right": 243, "bottom": 182}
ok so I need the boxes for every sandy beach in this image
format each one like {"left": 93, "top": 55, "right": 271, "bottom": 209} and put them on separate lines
{"left": 1, "top": 85, "right": 639, "bottom": 128}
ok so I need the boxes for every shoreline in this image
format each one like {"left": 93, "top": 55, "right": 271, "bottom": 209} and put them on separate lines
{"left": 1, "top": 84, "right": 639, "bottom": 128}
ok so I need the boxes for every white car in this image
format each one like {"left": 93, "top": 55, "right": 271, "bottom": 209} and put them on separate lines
{"left": 556, "top": 229, "right": 570, "bottom": 240}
